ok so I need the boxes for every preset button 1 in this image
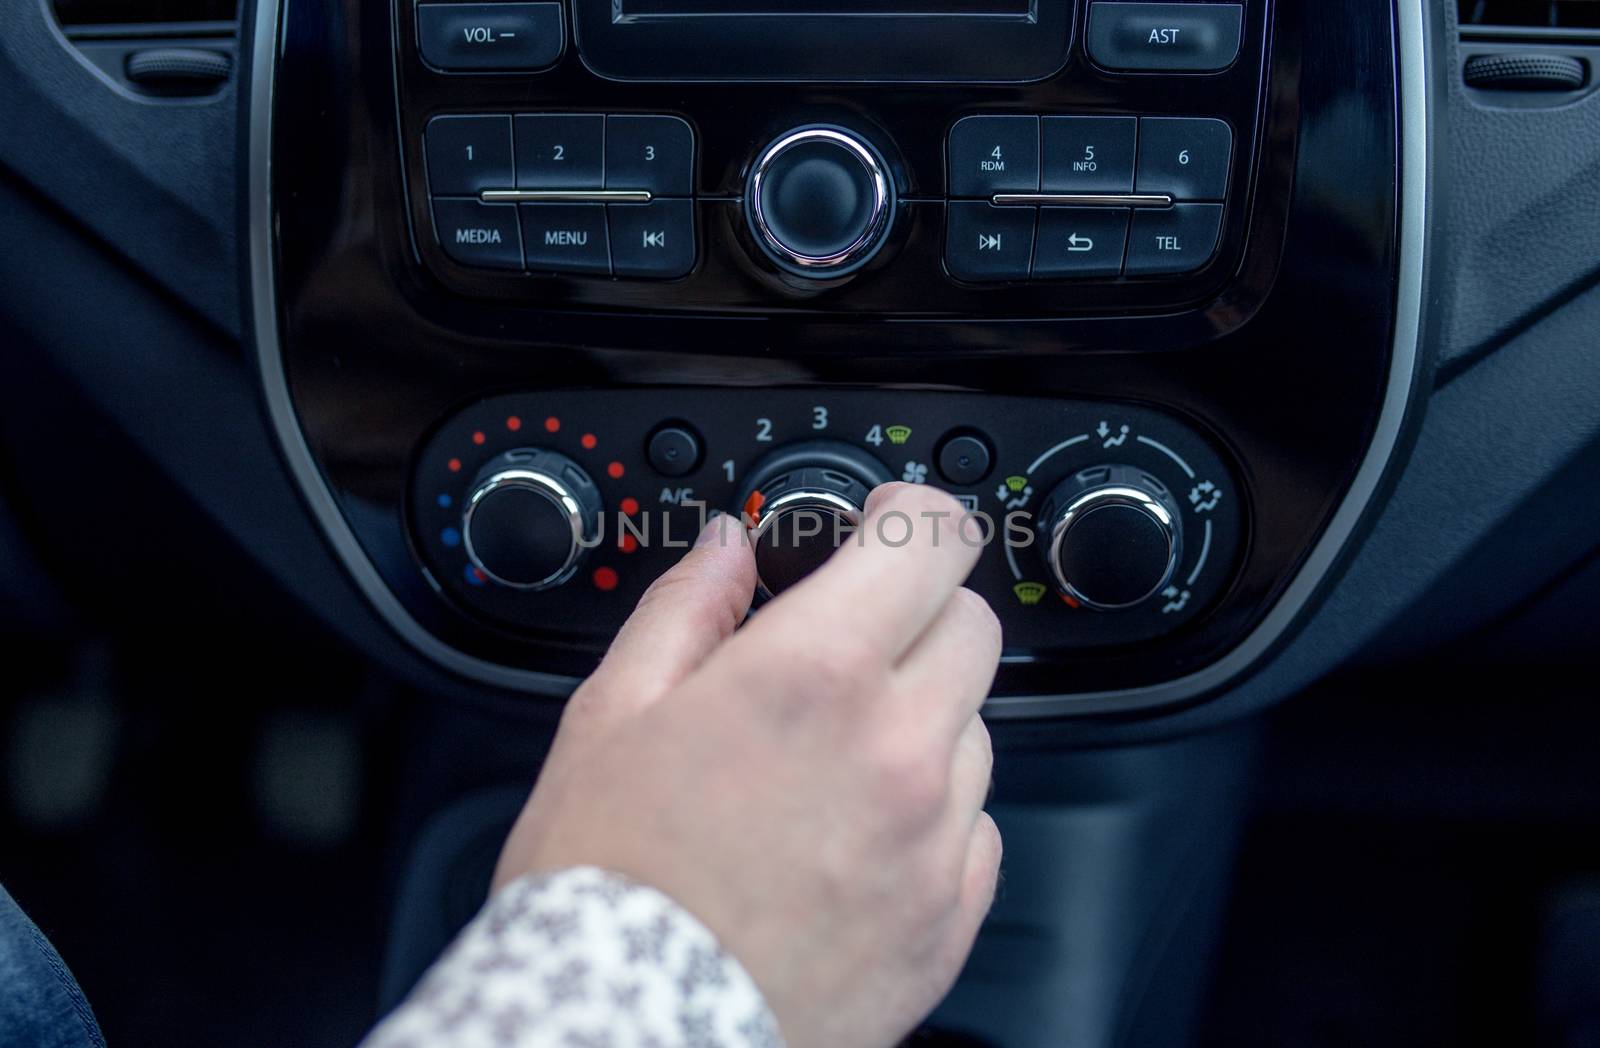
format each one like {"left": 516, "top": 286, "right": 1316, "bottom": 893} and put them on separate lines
{"left": 520, "top": 203, "right": 610, "bottom": 274}
{"left": 425, "top": 115, "right": 514, "bottom": 196}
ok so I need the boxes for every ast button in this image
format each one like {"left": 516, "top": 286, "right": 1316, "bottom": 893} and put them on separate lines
{"left": 948, "top": 115, "right": 1040, "bottom": 197}
{"left": 433, "top": 200, "right": 523, "bottom": 270}
{"left": 1042, "top": 116, "right": 1136, "bottom": 194}
{"left": 515, "top": 114, "right": 604, "bottom": 189}
{"left": 1086, "top": 3, "right": 1243, "bottom": 73}
{"left": 607, "top": 200, "right": 695, "bottom": 278}
{"left": 425, "top": 115, "right": 513, "bottom": 196}
{"left": 520, "top": 203, "right": 610, "bottom": 274}
{"left": 1033, "top": 207, "right": 1130, "bottom": 278}
{"left": 1136, "top": 117, "right": 1232, "bottom": 200}
{"left": 605, "top": 115, "right": 695, "bottom": 196}
{"left": 417, "top": 3, "right": 564, "bottom": 72}
{"left": 945, "top": 202, "right": 1036, "bottom": 282}
{"left": 1125, "top": 203, "right": 1223, "bottom": 275}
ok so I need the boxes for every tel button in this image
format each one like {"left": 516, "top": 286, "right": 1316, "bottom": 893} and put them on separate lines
{"left": 520, "top": 203, "right": 610, "bottom": 274}
{"left": 948, "top": 115, "right": 1040, "bottom": 197}
{"left": 416, "top": 3, "right": 564, "bottom": 73}
{"left": 944, "top": 202, "right": 1036, "bottom": 282}
{"left": 433, "top": 200, "right": 523, "bottom": 270}
{"left": 607, "top": 200, "right": 696, "bottom": 278}
{"left": 1124, "top": 204, "right": 1223, "bottom": 275}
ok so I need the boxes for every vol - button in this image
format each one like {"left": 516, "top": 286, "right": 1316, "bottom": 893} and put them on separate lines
{"left": 417, "top": 3, "right": 565, "bottom": 72}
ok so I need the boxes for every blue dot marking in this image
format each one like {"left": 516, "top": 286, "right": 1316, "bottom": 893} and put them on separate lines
{"left": 441, "top": 527, "right": 462, "bottom": 548}
{"left": 437, "top": 493, "right": 453, "bottom": 509}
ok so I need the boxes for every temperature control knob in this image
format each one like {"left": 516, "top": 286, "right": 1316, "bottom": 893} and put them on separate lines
{"left": 746, "top": 126, "right": 895, "bottom": 278}
{"left": 461, "top": 449, "right": 602, "bottom": 590}
{"left": 1037, "top": 465, "right": 1183, "bottom": 611}
{"left": 738, "top": 442, "right": 893, "bottom": 598}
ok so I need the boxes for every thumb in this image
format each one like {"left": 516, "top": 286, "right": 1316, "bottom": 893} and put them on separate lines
{"left": 577, "top": 512, "right": 756, "bottom": 720}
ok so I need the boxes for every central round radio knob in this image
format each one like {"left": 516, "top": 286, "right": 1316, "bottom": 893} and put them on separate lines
{"left": 746, "top": 126, "right": 895, "bottom": 277}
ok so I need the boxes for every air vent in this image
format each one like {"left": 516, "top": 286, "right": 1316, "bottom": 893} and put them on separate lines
{"left": 52, "top": 0, "right": 238, "bottom": 99}
{"left": 1459, "top": 0, "right": 1600, "bottom": 33}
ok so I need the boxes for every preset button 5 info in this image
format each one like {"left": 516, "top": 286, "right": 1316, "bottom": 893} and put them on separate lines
{"left": 433, "top": 200, "right": 523, "bottom": 270}
{"left": 520, "top": 203, "right": 610, "bottom": 274}
{"left": 607, "top": 200, "right": 695, "bottom": 278}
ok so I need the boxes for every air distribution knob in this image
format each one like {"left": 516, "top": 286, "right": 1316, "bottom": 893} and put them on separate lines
{"left": 1036, "top": 465, "right": 1184, "bottom": 611}
{"left": 461, "top": 448, "right": 602, "bottom": 590}
{"left": 745, "top": 126, "right": 895, "bottom": 278}
{"left": 738, "top": 441, "right": 894, "bottom": 598}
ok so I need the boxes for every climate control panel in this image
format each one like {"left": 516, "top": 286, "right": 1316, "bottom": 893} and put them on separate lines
{"left": 409, "top": 390, "right": 1243, "bottom": 657}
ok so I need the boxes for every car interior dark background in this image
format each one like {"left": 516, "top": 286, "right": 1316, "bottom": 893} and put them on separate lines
{"left": 2, "top": 0, "right": 1599, "bottom": 1043}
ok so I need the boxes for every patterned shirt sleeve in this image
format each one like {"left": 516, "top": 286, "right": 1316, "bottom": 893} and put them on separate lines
{"left": 360, "top": 866, "right": 785, "bottom": 1048}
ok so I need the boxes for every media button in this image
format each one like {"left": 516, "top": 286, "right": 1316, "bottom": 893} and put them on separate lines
{"left": 1033, "top": 207, "right": 1130, "bottom": 278}
{"left": 515, "top": 114, "right": 604, "bottom": 190}
{"left": 520, "top": 203, "right": 610, "bottom": 274}
{"left": 1124, "top": 204, "right": 1223, "bottom": 275}
{"left": 607, "top": 200, "right": 695, "bottom": 278}
{"left": 432, "top": 200, "right": 523, "bottom": 270}
{"left": 1041, "top": 116, "right": 1136, "bottom": 195}
{"left": 945, "top": 202, "right": 1036, "bottom": 282}
{"left": 948, "top": 116, "right": 1039, "bottom": 197}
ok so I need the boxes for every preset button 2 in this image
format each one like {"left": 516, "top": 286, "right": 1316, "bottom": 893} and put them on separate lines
{"left": 514, "top": 114, "right": 604, "bottom": 189}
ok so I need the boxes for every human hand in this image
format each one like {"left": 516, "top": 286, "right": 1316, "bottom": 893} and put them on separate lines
{"left": 493, "top": 483, "right": 1004, "bottom": 1048}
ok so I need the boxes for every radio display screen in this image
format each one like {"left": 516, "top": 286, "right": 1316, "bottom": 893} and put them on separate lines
{"left": 620, "top": 0, "right": 1032, "bottom": 15}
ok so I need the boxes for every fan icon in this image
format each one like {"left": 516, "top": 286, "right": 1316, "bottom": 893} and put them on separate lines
{"left": 902, "top": 461, "right": 929, "bottom": 484}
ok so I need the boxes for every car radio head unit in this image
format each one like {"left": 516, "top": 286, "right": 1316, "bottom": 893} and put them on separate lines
{"left": 573, "top": 0, "right": 1075, "bottom": 80}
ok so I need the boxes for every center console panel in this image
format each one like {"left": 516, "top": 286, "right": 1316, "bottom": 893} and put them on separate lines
{"left": 260, "top": 0, "right": 1411, "bottom": 714}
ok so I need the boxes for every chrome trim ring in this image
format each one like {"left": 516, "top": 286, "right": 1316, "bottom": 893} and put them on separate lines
{"left": 461, "top": 468, "right": 586, "bottom": 591}
{"left": 749, "top": 488, "right": 863, "bottom": 598}
{"left": 746, "top": 127, "right": 893, "bottom": 275}
{"left": 1046, "top": 485, "right": 1180, "bottom": 612}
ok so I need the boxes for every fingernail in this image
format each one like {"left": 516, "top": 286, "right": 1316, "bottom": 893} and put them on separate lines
{"left": 695, "top": 512, "right": 727, "bottom": 547}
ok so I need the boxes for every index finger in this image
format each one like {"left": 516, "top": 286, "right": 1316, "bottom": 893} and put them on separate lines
{"left": 749, "top": 482, "right": 986, "bottom": 666}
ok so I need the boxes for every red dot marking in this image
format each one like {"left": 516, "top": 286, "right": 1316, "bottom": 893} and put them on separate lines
{"left": 544, "top": 416, "right": 561, "bottom": 433}
{"left": 447, "top": 458, "right": 462, "bottom": 473}
{"left": 620, "top": 497, "right": 640, "bottom": 516}
{"left": 1060, "top": 593, "right": 1081, "bottom": 609}
{"left": 472, "top": 431, "right": 486, "bottom": 445}
{"left": 506, "top": 415, "right": 523, "bottom": 432}
{"left": 607, "top": 461, "right": 625, "bottom": 479}
{"left": 471, "top": 568, "right": 487, "bottom": 582}
{"left": 619, "top": 534, "right": 638, "bottom": 554}
{"left": 581, "top": 433, "right": 597, "bottom": 450}
{"left": 593, "top": 567, "right": 619, "bottom": 592}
